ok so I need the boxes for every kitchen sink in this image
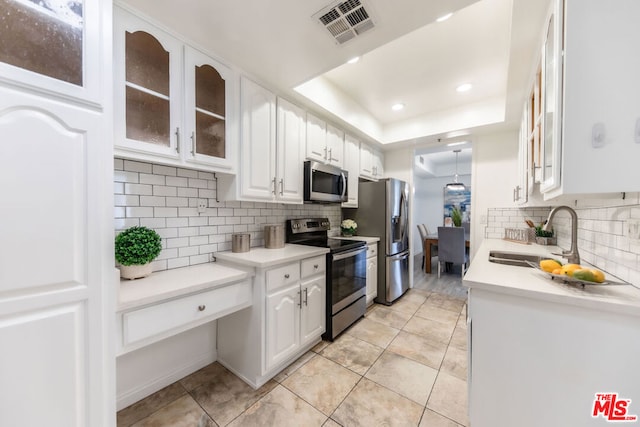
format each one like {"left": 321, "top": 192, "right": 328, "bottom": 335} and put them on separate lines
{"left": 488, "top": 250, "right": 545, "bottom": 267}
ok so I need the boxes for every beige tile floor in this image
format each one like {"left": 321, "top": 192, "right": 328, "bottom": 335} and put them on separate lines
{"left": 117, "top": 287, "right": 469, "bottom": 427}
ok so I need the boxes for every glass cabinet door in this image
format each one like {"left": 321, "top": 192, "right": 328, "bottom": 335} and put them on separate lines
{"left": 184, "top": 46, "right": 235, "bottom": 171}
{"left": 114, "top": 8, "right": 182, "bottom": 157}
{"left": 194, "top": 63, "right": 225, "bottom": 158}
{"left": 125, "top": 30, "right": 171, "bottom": 147}
{"left": 0, "top": 0, "right": 103, "bottom": 103}
{"left": 540, "top": 0, "right": 564, "bottom": 193}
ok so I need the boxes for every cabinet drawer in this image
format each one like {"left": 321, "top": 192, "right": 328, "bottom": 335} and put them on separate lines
{"left": 266, "top": 262, "right": 300, "bottom": 293}
{"left": 122, "top": 280, "right": 251, "bottom": 346}
{"left": 367, "top": 243, "right": 377, "bottom": 258}
{"left": 301, "top": 255, "right": 326, "bottom": 278}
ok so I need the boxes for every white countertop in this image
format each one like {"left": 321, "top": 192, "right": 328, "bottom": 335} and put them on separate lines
{"left": 333, "top": 235, "right": 380, "bottom": 244}
{"left": 118, "top": 263, "right": 252, "bottom": 312}
{"left": 464, "top": 239, "right": 640, "bottom": 316}
{"left": 215, "top": 244, "right": 329, "bottom": 268}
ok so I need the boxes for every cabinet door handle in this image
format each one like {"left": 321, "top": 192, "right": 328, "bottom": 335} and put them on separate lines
{"left": 324, "top": 147, "right": 328, "bottom": 160}
{"left": 190, "top": 131, "right": 195, "bottom": 156}
{"left": 303, "top": 288, "right": 308, "bottom": 306}
{"left": 513, "top": 187, "right": 517, "bottom": 202}
{"left": 328, "top": 148, "right": 333, "bottom": 161}
{"left": 297, "top": 290, "right": 302, "bottom": 307}
{"left": 175, "top": 127, "right": 181, "bottom": 153}
{"left": 314, "top": 264, "right": 319, "bottom": 269}
{"left": 284, "top": 273, "right": 290, "bottom": 279}
{"left": 198, "top": 305, "right": 206, "bottom": 311}
{"left": 279, "top": 179, "right": 284, "bottom": 195}
{"left": 271, "top": 178, "right": 276, "bottom": 195}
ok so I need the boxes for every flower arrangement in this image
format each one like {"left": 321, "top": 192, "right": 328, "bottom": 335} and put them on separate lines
{"left": 341, "top": 219, "right": 358, "bottom": 236}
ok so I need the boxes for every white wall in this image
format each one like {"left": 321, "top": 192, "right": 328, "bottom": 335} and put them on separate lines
{"left": 470, "top": 130, "right": 519, "bottom": 258}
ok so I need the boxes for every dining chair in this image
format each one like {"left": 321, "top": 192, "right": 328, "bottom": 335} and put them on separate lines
{"left": 417, "top": 224, "right": 429, "bottom": 270}
{"left": 437, "top": 226, "right": 469, "bottom": 278}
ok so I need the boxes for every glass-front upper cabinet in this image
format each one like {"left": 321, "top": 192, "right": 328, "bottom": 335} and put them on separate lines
{"left": 114, "top": 8, "right": 182, "bottom": 159}
{"left": 184, "top": 46, "right": 235, "bottom": 171}
{"left": 114, "top": 7, "right": 236, "bottom": 172}
{"left": 0, "top": 0, "right": 103, "bottom": 104}
{"left": 540, "top": 0, "right": 563, "bottom": 194}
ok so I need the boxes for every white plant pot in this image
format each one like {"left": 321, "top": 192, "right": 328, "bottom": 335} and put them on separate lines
{"left": 119, "top": 263, "right": 152, "bottom": 280}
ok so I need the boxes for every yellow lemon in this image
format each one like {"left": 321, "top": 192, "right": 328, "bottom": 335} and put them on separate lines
{"left": 590, "top": 269, "right": 605, "bottom": 283}
{"left": 560, "top": 264, "right": 582, "bottom": 277}
{"left": 552, "top": 267, "right": 562, "bottom": 275}
{"left": 540, "top": 259, "right": 562, "bottom": 273}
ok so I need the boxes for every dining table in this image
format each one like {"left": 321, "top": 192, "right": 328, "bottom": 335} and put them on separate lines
{"left": 423, "top": 233, "right": 470, "bottom": 274}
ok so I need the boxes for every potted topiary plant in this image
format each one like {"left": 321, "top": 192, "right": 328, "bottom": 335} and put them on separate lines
{"left": 115, "top": 226, "right": 162, "bottom": 280}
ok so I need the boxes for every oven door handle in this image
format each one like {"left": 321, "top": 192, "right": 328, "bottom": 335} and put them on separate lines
{"left": 332, "top": 247, "right": 366, "bottom": 261}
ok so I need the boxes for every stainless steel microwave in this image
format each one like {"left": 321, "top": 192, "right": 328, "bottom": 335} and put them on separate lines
{"left": 303, "top": 161, "right": 348, "bottom": 203}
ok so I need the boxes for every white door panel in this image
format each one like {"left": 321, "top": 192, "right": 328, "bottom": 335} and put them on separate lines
{"left": 0, "top": 303, "right": 85, "bottom": 427}
{"left": 0, "top": 108, "right": 86, "bottom": 292}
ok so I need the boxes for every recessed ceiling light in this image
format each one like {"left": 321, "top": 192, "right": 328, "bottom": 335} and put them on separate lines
{"left": 347, "top": 56, "right": 360, "bottom": 64}
{"left": 391, "top": 103, "right": 405, "bottom": 111}
{"left": 447, "top": 141, "right": 467, "bottom": 147}
{"left": 456, "top": 83, "right": 472, "bottom": 92}
{"left": 436, "top": 12, "right": 453, "bottom": 22}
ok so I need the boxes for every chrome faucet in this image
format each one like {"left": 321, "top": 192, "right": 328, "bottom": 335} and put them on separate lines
{"left": 543, "top": 205, "right": 580, "bottom": 265}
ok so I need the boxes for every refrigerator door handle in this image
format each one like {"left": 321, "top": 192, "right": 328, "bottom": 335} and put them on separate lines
{"left": 399, "top": 190, "right": 408, "bottom": 244}
{"left": 388, "top": 250, "right": 410, "bottom": 261}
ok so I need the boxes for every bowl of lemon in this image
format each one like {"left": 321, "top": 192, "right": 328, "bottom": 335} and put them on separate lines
{"left": 530, "top": 258, "right": 612, "bottom": 286}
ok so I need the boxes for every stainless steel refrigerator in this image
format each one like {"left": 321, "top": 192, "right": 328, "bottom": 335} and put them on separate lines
{"left": 343, "top": 178, "right": 410, "bottom": 305}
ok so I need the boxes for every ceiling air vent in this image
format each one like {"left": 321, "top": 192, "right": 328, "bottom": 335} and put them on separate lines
{"left": 313, "top": 0, "right": 375, "bottom": 45}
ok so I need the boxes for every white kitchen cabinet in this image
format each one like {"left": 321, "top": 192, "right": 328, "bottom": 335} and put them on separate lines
{"left": 0, "top": 0, "right": 113, "bottom": 424}
{"left": 237, "top": 76, "right": 277, "bottom": 200}
{"left": 540, "top": 0, "right": 640, "bottom": 198}
{"left": 265, "top": 283, "right": 301, "bottom": 368}
{"left": 365, "top": 243, "right": 378, "bottom": 306}
{"left": 468, "top": 287, "right": 640, "bottom": 426}
{"left": 276, "top": 98, "right": 305, "bottom": 203}
{"left": 300, "top": 275, "right": 325, "bottom": 347}
{"left": 114, "top": 7, "right": 237, "bottom": 173}
{"left": 217, "top": 252, "right": 326, "bottom": 388}
{"left": 220, "top": 77, "right": 304, "bottom": 203}
{"left": 360, "top": 143, "right": 384, "bottom": 180}
{"left": 342, "top": 134, "right": 360, "bottom": 207}
{"left": 305, "top": 112, "right": 344, "bottom": 168}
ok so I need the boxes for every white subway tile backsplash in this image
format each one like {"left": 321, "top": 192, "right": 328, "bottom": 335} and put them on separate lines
{"left": 486, "top": 198, "right": 640, "bottom": 286}
{"left": 124, "top": 160, "right": 152, "bottom": 173}
{"left": 152, "top": 164, "right": 177, "bottom": 176}
{"left": 115, "top": 158, "right": 341, "bottom": 273}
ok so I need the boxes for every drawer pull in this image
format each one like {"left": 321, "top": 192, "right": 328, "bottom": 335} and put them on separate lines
{"left": 198, "top": 305, "right": 206, "bottom": 312}
{"left": 314, "top": 264, "right": 319, "bottom": 269}
{"left": 284, "top": 274, "right": 290, "bottom": 279}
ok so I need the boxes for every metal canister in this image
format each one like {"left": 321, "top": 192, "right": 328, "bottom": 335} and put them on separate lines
{"left": 231, "top": 233, "right": 250, "bottom": 253}
{"left": 264, "top": 224, "right": 284, "bottom": 249}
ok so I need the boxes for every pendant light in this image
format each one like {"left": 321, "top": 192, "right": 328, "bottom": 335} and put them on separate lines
{"left": 445, "top": 149, "right": 466, "bottom": 191}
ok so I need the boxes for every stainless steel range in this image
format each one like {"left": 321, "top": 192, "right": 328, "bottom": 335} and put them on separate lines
{"left": 286, "top": 218, "right": 367, "bottom": 340}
